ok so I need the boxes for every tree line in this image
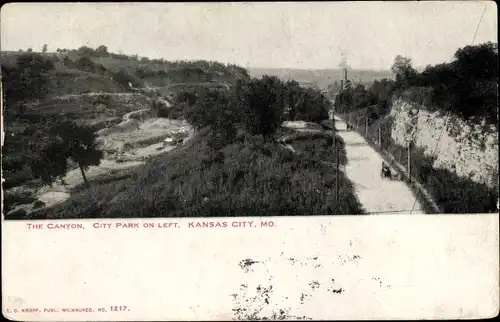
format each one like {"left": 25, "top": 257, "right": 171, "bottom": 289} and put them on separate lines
{"left": 53, "top": 45, "right": 249, "bottom": 79}
{"left": 176, "top": 75, "right": 331, "bottom": 149}
{"left": 335, "top": 42, "right": 498, "bottom": 125}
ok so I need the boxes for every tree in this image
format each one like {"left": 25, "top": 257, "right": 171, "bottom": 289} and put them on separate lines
{"left": 174, "top": 91, "right": 198, "bottom": 107}
{"left": 75, "top": 56, "right": 96, "bottom": 73}
{"left": 451, "top": 42, "right": 498, "bottom": 122}
{"left": 391, "top": 55, "right": 418, "bottom": 88}
{"left": 184, "top": 88, "right": 239, "bottom": 150}
{"left": 51, "top": 121, "right": 104, "bottom": 187}
{"left": 453, "top": 41, "right": 497, "bottom": 81}
{"left": 2, "top": 52, "right": 55, "bottom": 104}
{"left": 77, "top": 46, "right": 95, "bottom": 56}
{"left": 27, "top": 132, "right": 68, "bottom": 187}
{"left": 238, "top": 76, "right": 285, "bottom": 137}
{"left": 42, "top": 44, "right": 48, "bottom": 53}
{"left": 283, "top": 80, "right": 301, "bottom": 120}
{"left": 291, "top": 87, "right": 330, "bottom": 123}
{"left": 112, "top": 68, "right": 140, "bottom": 89}
{"left": 95, "top": 45, "right": 109, "bottom": 57}
{"left": 63, "top": 56, "right": 75, "bottom": 68}
{"left": 185, "top": 88, "right": 234, "bottom": 130}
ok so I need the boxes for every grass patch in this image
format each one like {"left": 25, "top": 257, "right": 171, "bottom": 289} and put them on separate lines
{"left": 28, "top": 127, "right": 364, "bottom": 219}
{"left": 290, "top": 135, "right": 347, "bottom": 166}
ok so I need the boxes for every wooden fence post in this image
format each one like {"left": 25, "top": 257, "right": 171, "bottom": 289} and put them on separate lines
{"left": 378, "top": 126, "right": 382, "bottom": 147}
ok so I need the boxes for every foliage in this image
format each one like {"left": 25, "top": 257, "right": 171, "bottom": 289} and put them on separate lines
{"left": 95, "top": 45, "right": 109, "bottom": 57}
{"left": 62, "top": 56, "right": 75, "bottom": 68}
{"left": 26, "top": 130, "right": 68, "bottom": 187}
{"left": 1, "top": 44, "right": 253, "bottom": 190}
{"left": 1, "top": 52, "right": 55, "bottom": 104}
{"left": 334, "top": 81, "right": 392, "bottom": 114}
{"left": 49, "top": 121, "right": 104, "bottom": 186}
{"left": 31, "top": 130, "right": 364, "bottom": 219}
{"left": 112, "top": 68, "right": 140, "bottom": 89}
{"left": 337, "top": 42, "right": 497, "bottom": 125}
{"left": 391, "top": 55, "right": 419, "bottom": 89}
{"left": 394, "top": 42, "right": 498, "bottom": 124}
{"left": 237, "top": 76, "right": 286, "bottom": 137}
{"left": 4, "top": 191, "right": 38, "bottom": 214}
{"left": 385, "top": 139, "right": 498, "bottom": 213}
{"left": 283, "top": 80, "right": 331, "bottom": 123}
{"left": 75, "top": 56, "right": 97, "bottom": 73}
{"left": 182, "top": 75, "right": 331, "bottom": 145}
{"left": 19, "top": 121, "right": 104, "bottom": 188}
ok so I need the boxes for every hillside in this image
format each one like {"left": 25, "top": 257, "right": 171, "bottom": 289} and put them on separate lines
{"left": 2, "top": 47, "right": 366, "bottom": 219}
{"left": 1, "top": 50, "right": 247, "bottom": 97}
{"left": 29, "top": 126, "right": 363, "bottom": 219}
{"left": 1, "top": 47, "right": 247, "bottom": 198}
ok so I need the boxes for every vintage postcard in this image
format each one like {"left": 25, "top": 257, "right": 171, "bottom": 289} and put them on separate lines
{"left": 1, "top": 1, "right": 499, "bottom": 321}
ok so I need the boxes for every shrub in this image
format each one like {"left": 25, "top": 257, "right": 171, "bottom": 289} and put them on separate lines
{"left": 2, "top": 52, "right": 55, "bottom": 104}
{"left": 237, "top": 76, "right": 285, "bottom": 137}
{"left": 4, "top": 191, "right": 37, "bottom": 212}
{"left": 112, "top": 68, "right": 140, "bottom": 89}
{"left": 75, "top": 56, "right": 97, "bottom": 73}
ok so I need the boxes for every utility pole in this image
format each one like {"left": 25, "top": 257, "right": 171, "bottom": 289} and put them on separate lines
{"left": 365, "top": 116, "right": 368, "bottom": 137}
{"left": 378, "top": 126, "right": 382, "bottom": 147}
{"left": 332, "top": 109, "right": 337, "bottom": 157}
{"left": 407, "top": 141, "right": 411, "bottom": 181}
{"left": 336, "top": 145, "right": 340, "bottom": 205}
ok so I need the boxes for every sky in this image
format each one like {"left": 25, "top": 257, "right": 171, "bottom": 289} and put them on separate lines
{"left": 1, "top": 2, "right": 497, "bottom": 70}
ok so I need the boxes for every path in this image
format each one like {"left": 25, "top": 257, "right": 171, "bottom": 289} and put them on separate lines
{"left": 334, "top": 115, "right": 424, "bottom": 214}
{"left": 54, "top": 92, "right": 148, "bottom": 100}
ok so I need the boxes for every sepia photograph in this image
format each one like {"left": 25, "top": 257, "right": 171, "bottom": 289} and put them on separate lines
{"left": 1, "top": 2, "right": 499, "bottom": 321}
{"left": 2, "top": 2, "right": 498, "bottom": 221}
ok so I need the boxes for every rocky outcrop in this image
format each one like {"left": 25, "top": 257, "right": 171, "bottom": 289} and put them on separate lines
{"left": 390, "top": 98, "right": 498, "bottom": 188}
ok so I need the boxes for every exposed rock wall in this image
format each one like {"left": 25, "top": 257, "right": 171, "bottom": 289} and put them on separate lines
{"left": 390, "top": 98, "right": 498, "bottom": 188}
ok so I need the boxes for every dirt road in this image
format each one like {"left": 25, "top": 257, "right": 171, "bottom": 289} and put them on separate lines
{"left": 334, "top": 116, "right": 424, "bottom": 214}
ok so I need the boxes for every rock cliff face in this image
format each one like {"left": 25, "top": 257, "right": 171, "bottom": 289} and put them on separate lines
{"left": 390, "top": 98, "right": 498, "bottom": 188}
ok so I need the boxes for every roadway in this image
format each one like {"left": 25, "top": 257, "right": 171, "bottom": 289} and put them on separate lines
{"left": 334, "top": 115, "right": 424, "bottom": 214}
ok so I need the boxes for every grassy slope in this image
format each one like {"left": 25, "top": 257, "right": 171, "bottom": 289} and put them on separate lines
{"left": 47, "top": 70, "right": 123, "bottom": 97}
{"left": 0, "top": 51, "right": 237, "bottom": 190}
{"left": 29, "top": 128, "right": 364, "bottom": 219}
